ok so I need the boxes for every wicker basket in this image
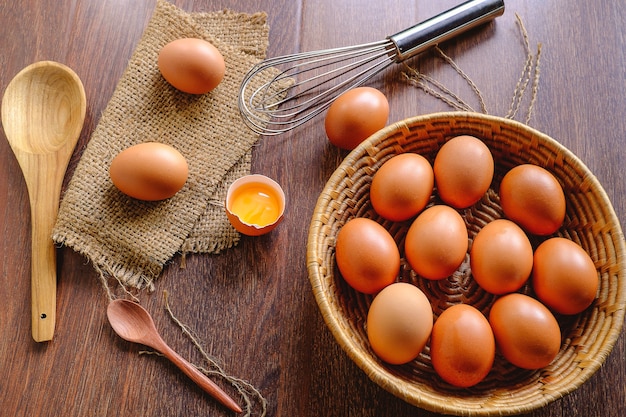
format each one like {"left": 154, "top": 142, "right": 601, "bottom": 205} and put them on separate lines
{"left": 307, "top": 112, "right": 626, "bottom": 416}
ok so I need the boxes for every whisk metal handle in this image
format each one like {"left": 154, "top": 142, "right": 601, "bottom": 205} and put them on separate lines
{"left": 389, "top": 0, "right": 505, "bottom": 62}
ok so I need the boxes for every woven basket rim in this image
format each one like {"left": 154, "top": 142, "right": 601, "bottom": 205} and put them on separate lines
{"left": 307, "top": 111, "right": 626, "bottom": 416}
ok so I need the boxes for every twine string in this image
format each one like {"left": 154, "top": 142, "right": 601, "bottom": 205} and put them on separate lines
{"left": 402, "top": 13, "right": 542, "bottom": 123}
{"left": 402, "top": 64, "right": 477, "bottom": 112}
{"left": 160, "top": 291, "right": 268, "bottom": 417}
{"left": 506, "top": 14, "right": 543, "bottom": 124}
{"left": 434, "top": 45, "right": 489, "bottom": 114}
{"left": 525, "top": 39, "right": 542, "bottom": 124}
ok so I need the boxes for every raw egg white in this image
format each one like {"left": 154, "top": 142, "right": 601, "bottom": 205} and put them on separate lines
{"left": 225, "top": 174, "right": 285, "bottom": 236}
{"left": 367, "top": 283, "right": 433, "bottom": 365}
{"left": 324, "top": 87, "right": 389, "bottom": 150}
{"left": 370, "top": 153, "right": 434, "bottom": 222}
{"left": 430, "top": 304, "right": 495, "bottom": 387}
{"left": 158, "top": 38, "right": 225, "bottom": 94}
{"left": 109, "top": 142, "right": 188, "bottom": 201}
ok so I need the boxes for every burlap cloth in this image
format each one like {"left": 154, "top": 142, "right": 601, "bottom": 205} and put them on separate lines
{"left": 53, "top": 0, "right": 279, "bottom": 290}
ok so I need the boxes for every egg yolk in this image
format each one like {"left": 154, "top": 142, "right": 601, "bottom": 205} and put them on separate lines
{"left": 229, "top": 183, "right": 282, "bottom": 226}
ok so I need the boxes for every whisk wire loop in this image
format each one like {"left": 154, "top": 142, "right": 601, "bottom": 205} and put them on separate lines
{"left": 270, "top": 45, "right": 395, "bottom": 114}
{"left": 239, "top": 40, "right": 395, "bottom": 135}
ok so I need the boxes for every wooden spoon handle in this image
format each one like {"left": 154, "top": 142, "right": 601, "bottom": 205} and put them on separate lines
{"left": 160, "top": 343, "right": 242, "bottom": 413}
{"left": 28, "top": 172, "right": 61, "bottom": 342}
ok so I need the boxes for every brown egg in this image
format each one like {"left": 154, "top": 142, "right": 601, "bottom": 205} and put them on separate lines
{"left": 532, "top": 237, "right": 598, "bottom": 315}
{"left": 499, "top": 164, "right": 566, "bottom": 235}
{"left": 158, "top": 38, "right": 225, "bottom": 94}
{"left": 109, "top": 142, "right": 188, "bottom": 201}
{"left": 367, "top": 283, "right": 433, "bottom": 364}
{"left": 404, "top": 205, "right": 468, "bottom": 280}
{"left": 430, "top": 304, "right": 495, "bottom": 387}
{"left": 370, "top": 153, "right": 434, "bottom": 221}
{"left": 489, "top": 293, "right": 561, "bottom": 370}
{"left": 470, "top": 219, "right": 533, "bottom": 295}
{"left": 335, "top": 218, "right": 400, "bottom": 294}
{"left": 433, "top": 135, "right": 494, "bottom": 208}
{"left": 325, "top": 87, "right": 389, "bottom": 150}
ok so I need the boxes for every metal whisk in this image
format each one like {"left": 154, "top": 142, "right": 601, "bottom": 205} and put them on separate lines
{"left": 238, "top": 0, "right": 505, "bottom": 135}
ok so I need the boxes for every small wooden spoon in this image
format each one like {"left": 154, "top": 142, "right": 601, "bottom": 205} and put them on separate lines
{"left": 1, "top": 61, "right": 86, "bottom": 342}
{"left": 107, "top": 299, "right": 242, "bottom": 414}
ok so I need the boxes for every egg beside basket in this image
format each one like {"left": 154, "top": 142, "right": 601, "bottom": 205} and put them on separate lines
{"left": 306, "top": 112, "right": 626, "bottom": 416}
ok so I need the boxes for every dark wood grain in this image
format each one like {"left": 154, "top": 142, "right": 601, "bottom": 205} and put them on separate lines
{"left": 1, "top": 1, "right": 624, "bottom": 416}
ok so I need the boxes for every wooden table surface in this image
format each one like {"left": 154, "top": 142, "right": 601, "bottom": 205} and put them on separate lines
{"left": 1, "top": 0, "right": 624, "bottom": 416}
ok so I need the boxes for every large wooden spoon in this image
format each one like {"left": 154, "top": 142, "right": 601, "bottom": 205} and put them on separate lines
{"left": 107, "top": 299, "right": 242, "bottom": 413}
{"left": 1, "top": 61, "right": 86, "bottom": 342}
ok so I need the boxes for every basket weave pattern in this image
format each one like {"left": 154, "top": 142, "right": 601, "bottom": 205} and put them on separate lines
{"left": 307, "top": 112, "right": 626, "bottom": 416}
